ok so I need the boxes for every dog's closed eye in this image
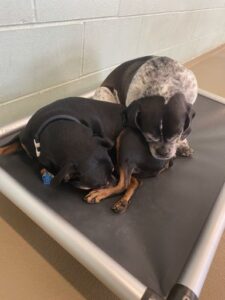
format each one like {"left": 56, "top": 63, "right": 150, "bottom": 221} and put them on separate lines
{"left": 143, "top": 132, "right": 160, "bottom": 143}
{"left": 166, "top": 134, "right": 181, "bottom": 143}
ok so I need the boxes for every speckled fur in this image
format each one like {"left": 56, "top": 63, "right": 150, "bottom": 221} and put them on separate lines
{"left": 93, "top": 87, "right": 120, "bottom": 103}
{"left": 126, "top": 56, "right": 198, "bottom": 106}
{"left": 176, "top": 138, "right": 194, "bottom": 157}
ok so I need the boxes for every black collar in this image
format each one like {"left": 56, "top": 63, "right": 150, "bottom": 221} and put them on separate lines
{"left": 34, "top": 115, "right": 82, "bottom": 157}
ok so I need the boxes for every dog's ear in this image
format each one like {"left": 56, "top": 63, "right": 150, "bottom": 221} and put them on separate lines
{"left": 51, "top": 162, "right": 77, "bottom": 187}
{"left": 90, "top": 118, "right": 105, "bottom": 137}
{"left": 95, "top": 136, "right": 114, "bottom": 149}
{"left": 126, "top": 101, "right": 141, "bottom": 129}
{"left": 90, "top": 118, "right": 114, "bottom": 149}
{"left": 181, "top": 105, "right": 196, "bottom": 140}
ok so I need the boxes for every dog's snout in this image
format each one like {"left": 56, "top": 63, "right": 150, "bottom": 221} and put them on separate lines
{"left": 156, "top": 147, "right": 170, "bottom": 157}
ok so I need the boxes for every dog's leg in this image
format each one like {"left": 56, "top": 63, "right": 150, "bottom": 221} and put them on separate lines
{"left": 111, "top": 159, "right": 173, "bottom": 214}
{"left": 158, "top": 159, "right": 174, "bottom": 174}
{"left": 84, "top": 130, "right": 129, "bottom": 203}
{"left": 0, "top": 142, "right": 22, "bottom": 155}
{"left": 112, "top": 176, "right": 139, "bottom": 214}
{"left": 176, "top": 139, "right": 193, "bottom": 157}
{"left": 84, "top": 167, "right": 128, "bottom": 203}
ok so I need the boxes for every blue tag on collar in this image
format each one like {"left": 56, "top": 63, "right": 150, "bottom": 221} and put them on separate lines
{"left": 42, "top": 171, "right": 54, "bottom": 185}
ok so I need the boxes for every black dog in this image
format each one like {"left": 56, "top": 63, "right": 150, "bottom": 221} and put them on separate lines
{"left": 84, "top": 56, "right": 198, "bottom": 212}
{"left": 85, "top": 128, "right": 173, "bottom": 213}
{"left": 0, "top": 97, "right": 125, "bottom": 190}
{"left": 94, "top": 56, "right": 197, "bottom": 159}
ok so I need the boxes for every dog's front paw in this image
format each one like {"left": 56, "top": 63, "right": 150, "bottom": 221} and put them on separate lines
{"left": 112, "top": 198, "right": 130, "bottom": 214}
{"left": 176, "top": 145, "right": 194, "bottom": 157}
{"left": 84, "top": 189, "right": 110, "bottom": 204}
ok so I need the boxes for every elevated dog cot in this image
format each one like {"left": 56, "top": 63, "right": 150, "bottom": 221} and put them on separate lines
{"left": 0, "top": 92, "right": 225, "bottom": 300}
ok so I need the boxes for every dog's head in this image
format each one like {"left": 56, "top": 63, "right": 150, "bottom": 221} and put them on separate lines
{"left": 126, "top": 93, "right": 195, "bottom": 160}
{"left": 51, "top": 136, "right": 116, "bottom": 190}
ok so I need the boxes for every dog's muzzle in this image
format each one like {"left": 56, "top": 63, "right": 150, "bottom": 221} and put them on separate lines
{"left": 149, "top": 143, "right": 176, "bottom": 160}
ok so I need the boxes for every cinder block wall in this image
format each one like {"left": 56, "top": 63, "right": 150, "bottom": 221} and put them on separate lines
{"left": 0, "top": 0, "right": 225, "bottom": 126}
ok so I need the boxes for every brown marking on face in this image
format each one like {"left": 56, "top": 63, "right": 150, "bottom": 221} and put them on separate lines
{"left": 84, "top": 167, "right": 128, "bottom": 203}
{"left": 112, "top": 176, "right": 139, "bottom": 214}
{"left": 0, "top": 142, "right": 22, "bottom": 155}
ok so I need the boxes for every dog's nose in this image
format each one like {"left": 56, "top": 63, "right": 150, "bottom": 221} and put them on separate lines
{"left": 156, "top": 147, "right": 170, "bottom": 157}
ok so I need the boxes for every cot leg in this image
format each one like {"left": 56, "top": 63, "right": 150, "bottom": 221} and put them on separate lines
{"left": 167, "top": 284, "right": 198, "bottom": 300}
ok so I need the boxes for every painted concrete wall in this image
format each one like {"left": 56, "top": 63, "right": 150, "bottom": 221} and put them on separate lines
{"left": 0, "top": 0, "right": 225, "bottom": 126}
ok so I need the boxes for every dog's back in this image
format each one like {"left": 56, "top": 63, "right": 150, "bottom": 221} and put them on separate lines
{"left": 21, "top": 97, "right": 124, "bottom": 145}
{"left": 0, "top": 97, "right": 124, "bottom": 164}
{"left": 96, "top": 56, "right": 153, "bottom": 105}
{"left": 126, "top": 56, "right": 198, "bottom": 106}
{"left": 94, "top": 56, "right": 198, "bottom": 107}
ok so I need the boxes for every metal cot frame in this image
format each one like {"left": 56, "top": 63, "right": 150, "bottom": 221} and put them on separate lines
{"left": 0, "top": 89, "right": 225, "bottom": 300}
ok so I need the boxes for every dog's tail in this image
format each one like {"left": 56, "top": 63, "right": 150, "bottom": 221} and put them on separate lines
{"left": 0, "top": 134, "right": 22, "bottom": 155}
